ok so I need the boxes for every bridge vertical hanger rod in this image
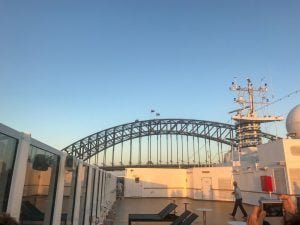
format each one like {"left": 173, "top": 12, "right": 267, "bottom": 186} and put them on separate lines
{"left": 160, "top": 123, "right": 162, "bottom": 164}
{"left": 129, "top": 124, "right": 133, "bottom": 165}
{"left": 196, "top": 124, "right": 200, "bottom": 166}
{"left": 87, "top": 138, "right": 91, "bottom": 162}
{"left": 103, "top": 131, "right": 107, "bottom": 166}
{"left": 221, "top": 143, "right": 224, "bottom": 164}
{"left": 121, "top": 126, "right": 124, "bottom": 166}
{"left": 176, "top": 125, "right": 179, "bottom": 165}
{"left": 197, "top": 136, "right": 200, "bottom": 166}
{"left": 147, "top": 122, "right": 150, "bottom": 164}
{"left": 204, "top": 125, "right": 208, "bottom": 165}
{"left": 156, "top": 125, "right": 159, "bottom": 165}
{"left": 181, "top": 134, "right": 184, "bottom": 164}
{"left": 95, "top": 133, "right": 100, "bottom": 165}
{"left": 112, "top": 128, "right": 116, "bottom": 167}
{"left": 217, "top": 129, "right": 220, "bottom": 164}
{"left": 166, "top": 130, "right": 169, "bottom": 165}
{"left": 139, "top": 125, "right": 142, "bottom": 165}
{"left": 193, "top": 136, "right": 195, "bottom": 165}
{"left": 170, "top": 134, "right": 173, "bottom": 164}
{"left": 80, "top": 140, "right": 83, "bottom": 160}
{"left": 186, "top": 135, "right": 189, "bottom": 165}
{"left": 149, "top": 122, "right": 152, "bottom": 164}
{"left": 208, "top": 138, "right": 212, "bottom": 166}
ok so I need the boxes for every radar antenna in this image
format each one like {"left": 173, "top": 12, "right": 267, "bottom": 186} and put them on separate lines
{"left": 229, "top": 79, "right": 283, "bottom": 148}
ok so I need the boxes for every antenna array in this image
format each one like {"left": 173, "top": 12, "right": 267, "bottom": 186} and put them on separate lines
{"left": 230, "top": 79, "right": 283, "bottom": 148}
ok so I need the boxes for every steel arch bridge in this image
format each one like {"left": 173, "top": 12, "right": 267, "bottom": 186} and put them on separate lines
{"left": 62, "top": 119, "right": 278, "bottom": 169}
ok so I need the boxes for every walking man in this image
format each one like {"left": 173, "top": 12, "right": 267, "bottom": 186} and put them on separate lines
{"left": 117, "top": 181, "right": 123, "bottom": 198}
{"left": 231, "top": 181, "right": 248, "bottom": 219}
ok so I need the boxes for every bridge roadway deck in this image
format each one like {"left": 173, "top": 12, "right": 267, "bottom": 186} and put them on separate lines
{"left": 111, "top": 198, "right": 252, "bottom": 225}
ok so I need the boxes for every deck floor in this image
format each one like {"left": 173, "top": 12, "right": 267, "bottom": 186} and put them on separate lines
{"left": 111, "top": 198, "right": 252, "bottom": 225}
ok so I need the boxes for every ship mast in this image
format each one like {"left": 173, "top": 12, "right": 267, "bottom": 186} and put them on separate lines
{"left": 230, "top": 78, "right": 283, "bottom": 148}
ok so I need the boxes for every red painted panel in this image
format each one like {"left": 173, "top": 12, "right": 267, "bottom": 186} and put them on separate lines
{"left": 260, "top": 176, "right": 273, "bottom": 192}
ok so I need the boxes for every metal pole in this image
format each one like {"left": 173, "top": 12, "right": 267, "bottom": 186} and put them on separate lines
{"left": 112, "top": 129, "right": 116, "bottom": 167}
{"left": 121, "top": 139, "right": 124, "bottom": 166}
{"left": 149, "top": 121, "right": 152, "bottom": 164}
{"left": 139, "top": 125, "right": 142, "bottom": 165}
{"left": 217, "top": 129, "right": 220, "bottom": 164}
{"left": 176, "top": 133, "right": 179, "bottom": 165}
{"left": 157, "top": 133, "right": 159, "bottom": 165}
{"left": 181, "top": 135, "right": 184, "bottom": 165}
{"left": 186, "top": 135, "right": 189, "bottom": 165}
{"left": 170, "top": 134, "right": 173, "bottom": 164}
{"left": 103, "top": 132, "right": 107, "bottom": 166}
{"left": 139, "top": 136, "right": 141, "bottom": 165}
{"left": 193, "top": 136, "right": 195, "bottom": 165}
{"left": 148, "top": 127, "right": 150, "bottom": 164}
{"left": 197, "top": 136, "right": 200, "bottom": 166}
{"left": 167, "top": 133, "right": 169, "bottom": 164}
{"left": 121, "top": 126, "right": 124, "bottom": 165}
{"left": 160, "top": 133, "right": 162, "bottom": 164}
{"left": 129, "top": 136, "right": 132, "bottom": 166}
{"left": 208, "top": 138, "right": 212, "bottom": 166}
{"left": 205, "top": 137, "right": 207, "bottom": 165}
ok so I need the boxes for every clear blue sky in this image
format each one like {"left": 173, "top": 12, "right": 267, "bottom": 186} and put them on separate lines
{"left": 1, "top": 0, "right": 299, "bottom": 149}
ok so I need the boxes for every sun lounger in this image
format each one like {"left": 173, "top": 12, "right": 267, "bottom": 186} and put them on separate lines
{"left": 180, "top": 213, "right": 198, "bottom": 225}
{"left": 170, "top": 210, "right": 192, "bottom": 225}
{"left": 128, "top": 202, "right": 178, "bottom": 225}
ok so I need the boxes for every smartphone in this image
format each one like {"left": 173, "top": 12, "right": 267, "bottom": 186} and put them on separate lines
{"left": 260, "top": 199, "right": 284, "bottom": 225}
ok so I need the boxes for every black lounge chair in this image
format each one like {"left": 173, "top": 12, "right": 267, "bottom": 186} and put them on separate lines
{"left": 128, "top": 202, "right": 178, "bottom": 225}
{"left": 170, "top": 210, "right": 192, "bottom": 225}
{"left": 180, "top": 213, "right": 198, "bottom": 225}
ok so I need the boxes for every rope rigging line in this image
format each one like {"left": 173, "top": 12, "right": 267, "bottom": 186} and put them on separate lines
{"left": 256, "top": 89, "right": 300, "bottom": 111}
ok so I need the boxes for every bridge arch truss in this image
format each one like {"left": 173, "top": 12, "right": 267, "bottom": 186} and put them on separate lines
{"left": 62, "top": 119, "right": 277, "bottom": 169}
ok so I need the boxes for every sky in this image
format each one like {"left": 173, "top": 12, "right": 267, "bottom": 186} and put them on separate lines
{"left": 0, "top": 0, "right": 299, "bottom": 150}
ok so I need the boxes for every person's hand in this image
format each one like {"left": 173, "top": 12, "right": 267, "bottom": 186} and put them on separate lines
{"left": 280, "top": 195, "right": 297, "bottom": 215}
{"left": 247, "top": 206, "right": 266, "bottom": 225}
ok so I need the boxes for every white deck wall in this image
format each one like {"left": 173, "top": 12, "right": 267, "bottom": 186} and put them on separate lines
{"left": 282, "top": 139, "right": 300, "bottom": 195}
{"left": 124, "top": 167, "right": 233, "bottom": 200}
{"left": 191, "top": 167, "right": 233, "bottom": 201}
{"left": 124, "top": 168, "right": 187, "bottom": 197}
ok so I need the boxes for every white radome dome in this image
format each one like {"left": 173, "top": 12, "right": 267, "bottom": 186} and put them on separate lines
{"left": 286, "top": 104, "right": 300, "bottom": 139}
